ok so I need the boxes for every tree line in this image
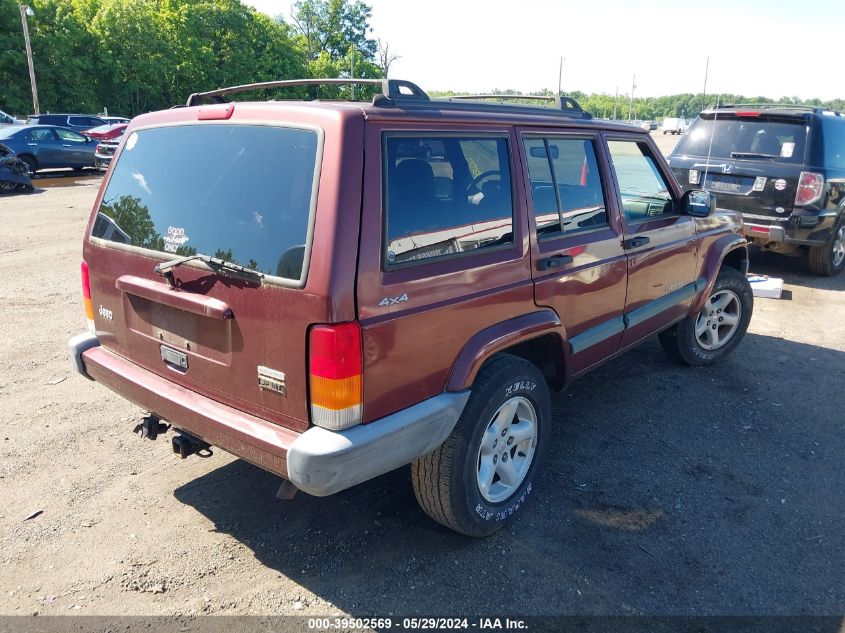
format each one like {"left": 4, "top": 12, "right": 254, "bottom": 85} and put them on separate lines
{"left": 0, "top": 0, "right": 387, "bottom": 117}
{"left": 2, "top": 0, "right": 841, "bottom": 119}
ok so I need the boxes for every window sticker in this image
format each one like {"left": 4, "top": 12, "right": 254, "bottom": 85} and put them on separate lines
{"left": 164, "top": 226, "right": 189, "bottom": 253}
{"left": 781, "top": 142, "right": 795, "bottom": 158}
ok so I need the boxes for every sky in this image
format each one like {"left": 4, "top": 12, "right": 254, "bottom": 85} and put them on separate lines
{"left": 245, "top": 0, "right": 844, "bottom": 101}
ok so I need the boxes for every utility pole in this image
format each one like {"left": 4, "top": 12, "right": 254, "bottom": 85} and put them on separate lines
{"left": 350, "top": 48, "right": 355, "bottom": 100}
{"left": 701, "top": 56, "right": 710, "bottom": 112}
{"left": 19, "top": 4, "right": 39, "bottom": 115}
{"left": 613, "top": 85, "right": 619, "bottom": 120}
{"left": 557, "top": 56, "right": 564, "bottom": 96}
{"left": 628, "top": 74, "right": 636, "bottom": 121}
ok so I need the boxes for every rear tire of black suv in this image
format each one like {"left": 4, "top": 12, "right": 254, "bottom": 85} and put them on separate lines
{"left": 411, "top": 355, "right": 550, "bottom": 537}
{"left": 659, "top": 267, "right": 753, "bottom": 366}
{"left": 808, "top": 219, "right": 845, "bottom": 277}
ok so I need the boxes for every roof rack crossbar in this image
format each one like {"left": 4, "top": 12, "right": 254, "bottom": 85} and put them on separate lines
{"left": 185, "top": 78, "right": 429, "bottom": 107}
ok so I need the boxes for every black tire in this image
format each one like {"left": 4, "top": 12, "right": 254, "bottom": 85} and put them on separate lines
{"left": 19, "top": 154, "right": 37, "bottom": 176}
{"left": 411, "top": 355, "right": 551, "bottom": 537}
{"left": 0, "top": 181, "right": 17, "bottom": 193}
{"left": 659, "top": 267, "right": 753, "bottom": 366}
{"left": 808, "top": 219, "right": 845, "bottom": 277}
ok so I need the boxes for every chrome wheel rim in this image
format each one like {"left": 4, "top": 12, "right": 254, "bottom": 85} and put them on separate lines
{"left": 832, "top": 226, "right": 845, "bottom": 269}
{"left": 476, "top": 396, "right": 537, "bottom": 503}
{"left": 695, "top": 289, "right": 742, "bottom": 351}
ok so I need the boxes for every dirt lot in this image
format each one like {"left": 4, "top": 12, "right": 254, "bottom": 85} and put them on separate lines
{"left": 1, "top": 167, "right": 843, "bottom": 620}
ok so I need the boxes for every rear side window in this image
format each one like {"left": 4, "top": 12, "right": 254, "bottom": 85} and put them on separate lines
{"left": 25, "top": 128, "right": 55, "bottom": 142}
{"left": 677, "top": 116, "right": 807, "bottom": 164}
{"left": 383, "top": 135, "right": 513, "bottom": 266}
{"left": 524, "top": 137, "right": 607, "bottom": 236}
{"left": 821, "top": 117, "right": 845, "bottom": 170}
{"left": 92, "top": 124, "right": 320, "bottom": 284}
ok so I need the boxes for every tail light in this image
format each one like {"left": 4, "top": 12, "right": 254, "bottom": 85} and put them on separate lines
{"left": 309, "top": 322, "right": 363, "bottom": 430}
{"left": 81, "top": 260, "right": 95, "bottom": 331}
{"left": 95, "top": 143, "right": 103, "bottom": 153}
{"left": 688, "top": 169, "right": 700, "bottom": 185}
{"left": 795, "top": 171, "right": 824, "bottom": 206}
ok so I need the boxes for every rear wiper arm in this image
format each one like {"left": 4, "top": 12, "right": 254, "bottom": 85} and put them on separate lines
{"left": 154, "top": 253, "right": 264, "bottom": 286}
{"left": 730, "top": 152, "right": 780, "bottom": 159}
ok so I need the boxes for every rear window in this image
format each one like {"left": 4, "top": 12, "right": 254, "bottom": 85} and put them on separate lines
{"left": 676, "top": 116, "right": 807, "bottom": 164}
{"left": 383, "top": 135, "right": 514, "bottom": 266}
{"left": 92, "top": 124, "right": 320, "bottom": 284}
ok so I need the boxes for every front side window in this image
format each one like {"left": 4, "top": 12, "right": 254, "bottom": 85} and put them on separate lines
{"left": 524, "top": 137, "right": 608, "bottom": 236}
{"left": 92, "top": 124, "right": 320, "bottom": 283}
{"left": 384, "top": 135, "right": 513, "bottom": 266}
{"left": 607, "top": 140, "right": 675, "bottom": 222}
{"left": 56, "top": 128, "right": 87, "bottom": 143}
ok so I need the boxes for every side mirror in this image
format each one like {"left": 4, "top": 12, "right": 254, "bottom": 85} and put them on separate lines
{"left": 683, "top": 189, "right": 715, "bottom": 218}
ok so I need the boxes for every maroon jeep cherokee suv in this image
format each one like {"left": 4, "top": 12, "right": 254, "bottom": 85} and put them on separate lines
{"left": 69, "top": 79, "right": 753, "bottom": 536}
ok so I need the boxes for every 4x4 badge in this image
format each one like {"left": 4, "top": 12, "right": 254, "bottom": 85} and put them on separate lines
{"left": 379, "top": 293, "right": 409, "bottom": 307}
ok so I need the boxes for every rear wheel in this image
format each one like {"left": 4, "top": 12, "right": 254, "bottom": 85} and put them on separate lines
{"left": 411, "top": 355, "right": 550, "bottom": 537}
{"left": 808, "top": 220, "right": 845, "bottom": 277}
{"left": 659, "top": 267, "right": 753, "bottom": 366}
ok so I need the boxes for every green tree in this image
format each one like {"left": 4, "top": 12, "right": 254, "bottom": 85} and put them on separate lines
{"left": 290, "top": 0, "right": 376, "bottom": 63}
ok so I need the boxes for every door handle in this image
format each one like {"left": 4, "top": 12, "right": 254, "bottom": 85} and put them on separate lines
{"left": 537, "top": 254, "right": 574, "bottom": 271}
{"left": 623, "top": 236, "right": 651, "bottom": 249}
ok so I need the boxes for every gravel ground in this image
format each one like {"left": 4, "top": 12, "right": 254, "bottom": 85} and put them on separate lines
{"left": 0, "top": 167, "right": 843, "bottom": 620}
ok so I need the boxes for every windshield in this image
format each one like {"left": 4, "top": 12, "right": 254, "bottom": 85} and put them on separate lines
{"left": 92, "top": 124, "right": 320, "bottom": 283}
{"left": 676, "top": 116, "right": 807, "bottom": 164}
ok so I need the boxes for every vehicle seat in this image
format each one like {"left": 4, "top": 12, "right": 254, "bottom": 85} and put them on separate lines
{"left": 388, "top": 159, "right": 439, "bottom": 238}
{"left": 753, "top": 132, "right": 781, "bottom": 156}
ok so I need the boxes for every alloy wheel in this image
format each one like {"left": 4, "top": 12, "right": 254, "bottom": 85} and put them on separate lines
{"left": 695, "top": 289, "right": 742, "bottom": 351}
{"left": 476, "top": 396, "right": 538, "bottom": 503}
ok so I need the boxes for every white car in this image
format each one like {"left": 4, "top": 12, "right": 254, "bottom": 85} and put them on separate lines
{"left": 0, "top": 109, "right": 24, "bottom": 127}
{"left": 661, "top": 117, "right": 689, "bottom": 135}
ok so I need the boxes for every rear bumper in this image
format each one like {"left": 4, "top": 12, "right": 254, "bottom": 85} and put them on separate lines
{"left": 744, "top": 213, "right": 837, "bottom": 246}
{"left": 69, "top": 333, "right": 469, "bottom": 496}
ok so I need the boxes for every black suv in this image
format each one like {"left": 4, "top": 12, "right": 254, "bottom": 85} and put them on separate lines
{"left": 27, "top": 114, "right": 106, "bottom": 132}
{"left": 668, "top": 105, "right": 845, "bottom": 276}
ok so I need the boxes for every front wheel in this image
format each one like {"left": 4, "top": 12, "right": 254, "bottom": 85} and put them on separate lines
{"left": 808, "top": 220, "right": 845, "bottom": 277}
{"left": 659, "top": 267, "right": 753, "bottom": 366}
{"left": 411, "top": 355, "right": 550, "bottom": 537}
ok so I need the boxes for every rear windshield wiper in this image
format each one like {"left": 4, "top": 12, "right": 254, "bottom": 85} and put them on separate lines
{"left": 730, "top": 152, "right": 780, "bottom": 159}
{"left": 154, "top": 253, "right": 264, "bottom": 286}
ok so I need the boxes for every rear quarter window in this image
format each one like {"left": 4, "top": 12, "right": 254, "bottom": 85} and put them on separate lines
{"left": 821, "top": 117, "right": 845, "bottom": 170}
{"left": 383, "top": 135, "right": 514, "bottom": 267}
{"left": 91, "top": 124, "right": 321, "bottom": 285}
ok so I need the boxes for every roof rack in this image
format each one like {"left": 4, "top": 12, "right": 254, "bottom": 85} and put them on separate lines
{"left": 184, "top": 78, "right": 592, "bottom": 119}
{"left": 185, "top": 78, "right": 429, "bottom": 107}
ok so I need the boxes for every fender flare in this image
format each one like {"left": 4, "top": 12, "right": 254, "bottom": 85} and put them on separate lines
{"left": 690, "top": 235, "right": 748, "bottom": 314}
{"left": 446, "top": 309, "right": 564, "bottom": 392}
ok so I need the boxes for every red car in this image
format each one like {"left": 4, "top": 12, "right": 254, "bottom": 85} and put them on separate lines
{"left": 84, "top": 123, "right": 127, "bottom": 141}
{"left": 69, "top": 78, "right": 753, "bottom": 537}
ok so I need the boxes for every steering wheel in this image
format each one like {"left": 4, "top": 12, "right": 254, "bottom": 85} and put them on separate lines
{"left": 466, "top": 169, "right": 502, "bottom": 195}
